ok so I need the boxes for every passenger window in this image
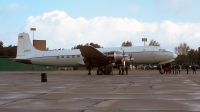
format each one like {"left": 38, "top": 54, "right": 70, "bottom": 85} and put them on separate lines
{"left": 77, "top": 55, "right": 80, "bottom": 58}
{"left": 67, "top": 55, "right": 69, "bottom": 58}
{"left": 57, "top": 56, "right": 59, "bottom": 59}
{"left": 159, "top": 49, "right": 165, "bottom": 51}
{"left": 62, "top": 56, "right": 64, "bottom": 58}
{"left": 72, "top": 55, "right": 74, "bottom": 58}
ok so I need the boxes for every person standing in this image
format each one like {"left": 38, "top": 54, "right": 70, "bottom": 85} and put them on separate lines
{"left": 110, "top": 67, "right": 113, "bottom": 75}
{"left": 171, "top": 65, "right": 173, "bottom": 74}
{"left": 165, "top": 66, "right": 169, "bottom": 74}
{"left": 192, "top": 64, "right": 196, "bottom": 74}
{"left": 118, "top": 66, "right": 122, "bottom": 75}
{"left": 175, "top": 64, "right": 178, "bottom": 74}
{"left": 130, "top": 61, "right": 133, "bottom": 70}
{"left": 179, "top": 64, "right": 182, "bottom": 74}
{"left": 121, "top": 66, "right": 125, "bottom": 75}
{"left": 172, "top": 65, "right": 175, "bottom": 74}
{"left": 130, "top": 64, "right": 132, "bottom": 70}
{"left": 125, "top": 65, "right": 128, "bottom": 75}
{"left": 133, "top": 65, "right": 136, "bottom": 71}
{"left": 186, "top": 64, "right": 189, "bottom": 74}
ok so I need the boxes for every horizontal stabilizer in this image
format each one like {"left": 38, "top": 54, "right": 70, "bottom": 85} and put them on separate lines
{"left": 9, "top": 58, "right": 32, "bottom": 64}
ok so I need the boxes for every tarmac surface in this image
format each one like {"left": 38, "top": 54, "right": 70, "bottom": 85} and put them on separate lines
{"left": 0, "top": 70, "right": 200, "bottom": 112}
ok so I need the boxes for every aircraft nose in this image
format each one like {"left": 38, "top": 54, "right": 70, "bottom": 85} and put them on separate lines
{"left": 173, "top": 53, "right": 178, "bottom": 58}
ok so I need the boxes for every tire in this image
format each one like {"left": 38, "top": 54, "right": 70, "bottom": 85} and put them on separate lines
{"left": 105, "top": 70, "right": 110, "bottom": 75}
{"left": 97, "top": 69, "right": 103, "bottom": 75}
{"left": 159, "top": 69, "right": 165, "bottom": 74}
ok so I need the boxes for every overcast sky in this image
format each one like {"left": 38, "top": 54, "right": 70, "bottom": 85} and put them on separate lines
{"left": 0, "top": 0, "right": 200, "bottom": 52}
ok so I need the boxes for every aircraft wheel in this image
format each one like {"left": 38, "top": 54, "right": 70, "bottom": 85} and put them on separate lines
{"left": 104, "top": 70, "right": 110, "bottom": 75}
{"left": 159, "top": 69, "right": 165, "bottom": 74}
{"left": 97, "top": 69, "right": 103, "bottom": 75}
{"left": 158, "top": 65, "right": 165, "bottom": 74}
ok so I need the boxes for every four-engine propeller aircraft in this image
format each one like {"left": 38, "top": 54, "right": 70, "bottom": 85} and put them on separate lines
{"left": 14, "top": 33, "right": 177, "bottom": 74}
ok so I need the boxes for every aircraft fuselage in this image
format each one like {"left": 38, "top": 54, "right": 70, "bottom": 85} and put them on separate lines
{"left": 17, "top": 46, "right": 175, "bottom": 67}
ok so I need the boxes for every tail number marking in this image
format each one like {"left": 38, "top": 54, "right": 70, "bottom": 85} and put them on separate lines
{"left": 24, "top": 49, "right": 31, "bottom": 52}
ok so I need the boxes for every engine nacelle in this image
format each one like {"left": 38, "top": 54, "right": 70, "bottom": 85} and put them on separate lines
{"left": 104, "top": 51, "right": 123, "bottom": 63}
{"left": 104, "top": 51, "right": 132, "bottom": 67}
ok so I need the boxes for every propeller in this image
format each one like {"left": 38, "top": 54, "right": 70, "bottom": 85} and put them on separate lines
{"left": 129, "top": 53, "right": 134, "bottom": 61}
{"left": 122, "top": 50, "right": 126, "bottom": 67}
{"left": 129, "top": 53, "right": 132, "bottom": 59}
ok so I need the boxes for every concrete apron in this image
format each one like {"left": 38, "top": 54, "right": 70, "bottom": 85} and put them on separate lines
{"left": 0, "top": 70, "right": 200, "bottom": 111}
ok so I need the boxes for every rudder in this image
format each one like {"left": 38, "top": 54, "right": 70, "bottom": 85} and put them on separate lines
{"left": 17, "top": 33, "right": 39, "bottom": 56}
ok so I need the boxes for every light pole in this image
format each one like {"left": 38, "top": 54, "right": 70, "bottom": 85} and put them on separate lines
{"left": 30, "top": 28, "right": 36, "bottom": 71}
{"left": 142, "top": 38, "right": 147, "bottom": 46}
{"left": 199, "top": 47, "right": 200, "bottom": 65}
{"left": 30, "top": 28, "right": 36, "bottom": 45}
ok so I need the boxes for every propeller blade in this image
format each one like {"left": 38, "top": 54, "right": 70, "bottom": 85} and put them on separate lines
{"left": 123, "top": 50, "right": 125, "bottom": 67}
{"left": 129, "top": 53, "right": 132, "bottom": 59}
{"left": 123, "top": 50, "right": 125, "bottom": 56}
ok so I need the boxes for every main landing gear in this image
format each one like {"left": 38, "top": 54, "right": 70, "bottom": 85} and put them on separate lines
{"left": 158, "top": 65, "right": 165, "bottom": 74}
{"left": 97, "top": 66, "right": 113, "bottom": 75}
{"left": 158, "top": 64, "right": 173, "bottom": 74}
{"left": 88, "top": 67, "right": 92, "bottom": 75}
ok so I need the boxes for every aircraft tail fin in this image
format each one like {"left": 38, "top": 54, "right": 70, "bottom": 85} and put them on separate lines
{"left": 17, "top": 33, "right": 39, "bottom": 57}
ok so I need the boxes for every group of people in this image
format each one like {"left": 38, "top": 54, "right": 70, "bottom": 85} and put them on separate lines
{"left": 117, "top": 62, "right": 198, "bottom": 75}
{"left": 118, "top": 65, "right": 129, "bottom": 75}
{"left": 118, "top": 61, "right": 135, "bottom": 75}
{"left": 164, "top": 64, "right": 182, "bottom": 74}
{"left": 186, "top": 64, "right": 196, "bottom": 74}
{"left": 164, "top": 64, "right": 197, "bottom": 74}
{"left": 130, "top": 64, "right": 136, "bottom": 71}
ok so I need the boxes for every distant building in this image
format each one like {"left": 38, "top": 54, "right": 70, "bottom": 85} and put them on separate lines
{"left": 33, "top": 40, "right": 46, "bottom": 51}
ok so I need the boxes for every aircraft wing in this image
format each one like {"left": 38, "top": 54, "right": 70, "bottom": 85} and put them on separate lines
{"left": 79, "top": 46, "right": 110, "bottom": 68}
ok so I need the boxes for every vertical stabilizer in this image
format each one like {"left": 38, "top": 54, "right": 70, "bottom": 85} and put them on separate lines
{"left": 17, "top": 33, "right": 39, "bottom": 56}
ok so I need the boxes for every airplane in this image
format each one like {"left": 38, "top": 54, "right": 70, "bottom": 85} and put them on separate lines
{"left": 14, "top": 32, "right": 177, "bottom": 75}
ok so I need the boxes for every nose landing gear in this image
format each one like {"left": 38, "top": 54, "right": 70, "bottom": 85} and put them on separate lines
{"left": 158, "top": 65, "right": 165, "bottom": 74}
